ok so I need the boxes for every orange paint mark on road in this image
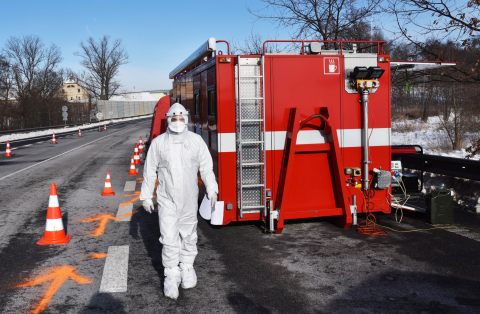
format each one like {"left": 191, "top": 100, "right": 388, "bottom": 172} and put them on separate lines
{"left": 124, "top": 191, "right": 140, "bottom": 197}
{"left": 120, "top": 191, "right": 156, "bottom": 207}
{"left": 88, "top": 253, "right": 107, "bottom": 259}
{"left": 79, "top": 214, "right": 121, "bottom": 236}
{"left": 120, "top": 191, "right": 140, "bottom": 207}
{"left": 120, "top": 178, "right": 158, "bottom": 208}
{"left": 17, "top": 265, "right": 91, "bottom": 314}
{"left": 122, "top": 213, "right": 133, "bottom": 217}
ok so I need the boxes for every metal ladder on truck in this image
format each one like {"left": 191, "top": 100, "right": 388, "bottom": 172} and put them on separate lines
{"left": 236, "top": 56, "right": 267, "bottom": 219}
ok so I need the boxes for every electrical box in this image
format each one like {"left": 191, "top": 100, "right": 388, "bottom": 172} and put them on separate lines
{"left": 372, "top": 170, "right": 391, "bottom": 190}
{"left": 344, "top": 168, "right": 352, "bottom": 175}
{"left": 391, "top": 160, "right": 402, "bottom": 187}
{"left": 352, "top": 168, "right": 361, "bottom": 177}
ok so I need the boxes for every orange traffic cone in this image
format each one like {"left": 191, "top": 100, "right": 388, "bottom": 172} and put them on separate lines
{"left": 128, "top": 156, "right": 138, "bottom": 175}
{"left": 101, "top": 171, "right": 115, "bottom": 196}
{"left": 134, "top": 144, "right": 141, "bottom": 165}
{"left": 5, "top": 140, "right": 12, "bottom": 157}
{"left": 78, "top": 128, "right": 82, "bottom": 137}
{"left": 104, "top": 124, "right": 107, "bottom": 131}
{"left": 52, "top": 133, "right": 57, "bottom": 144}
{"left": 139, "top": 137, "right": 145, "bottom": 153}
{"left": 37, "top": 183, "right": 72, "bottom": 245}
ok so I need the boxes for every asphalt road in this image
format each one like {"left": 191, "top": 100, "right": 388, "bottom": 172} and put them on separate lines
{"left": 1, "top": 118, "right": 480, "bottom": 313}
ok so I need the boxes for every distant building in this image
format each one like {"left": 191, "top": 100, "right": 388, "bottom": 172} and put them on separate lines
{"left": 59, "top": 79, "right": 89, "bottom": 101}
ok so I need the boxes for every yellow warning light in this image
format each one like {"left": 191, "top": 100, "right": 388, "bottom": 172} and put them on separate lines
{"left": 218, "top": 57, "right": 231, "bottom": 63}
{"left": 356, "top": 80, "right": 376, "bottom": 90}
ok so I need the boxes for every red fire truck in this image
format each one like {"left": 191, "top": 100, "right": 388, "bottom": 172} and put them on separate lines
{"left": 148, "top": 38, "right": 455, "bottom": 234}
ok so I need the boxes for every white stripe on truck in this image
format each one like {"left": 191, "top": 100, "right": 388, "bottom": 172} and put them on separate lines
{"left": 218, "top": 128, "right": 391, "bottom": 153}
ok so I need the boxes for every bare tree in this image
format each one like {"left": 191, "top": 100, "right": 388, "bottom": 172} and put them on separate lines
{"left": 232, "top": 32, "right": 284, "bottom": 54}
{"left": 247, "top": 0, "right": 382, "bottom": 46}
{"left": 0, "top": 54, "right": 14, "bottom": 103}
{"left": 388, "top": 0, "right": 480, "bottom": 44}
{"left": 4, "top": 35, "right": 65, "bottom": 128}
{"left": 0, "top": 54, "right": 15, "bottom": 130}
{"left": 388, "top": 0, "right": 480, "bottom": 82}
{"left": 74, "top": 36, "right": 129, "bottom": 100}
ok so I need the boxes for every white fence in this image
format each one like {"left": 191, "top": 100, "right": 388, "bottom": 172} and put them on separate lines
{"left": 97, "top": 100, "right": 157, "bottom": 119}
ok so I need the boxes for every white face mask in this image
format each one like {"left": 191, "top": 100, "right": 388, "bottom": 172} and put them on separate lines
{"left": 169, "top": 121, "right": 186, "bottom": 133}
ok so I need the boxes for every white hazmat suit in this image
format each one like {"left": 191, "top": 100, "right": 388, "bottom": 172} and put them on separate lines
{"left": 140, "top": 103, "right": 218, "bottom": 300}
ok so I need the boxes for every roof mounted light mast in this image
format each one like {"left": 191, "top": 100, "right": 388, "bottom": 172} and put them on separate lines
{"left": 169, "top": 37, "right": 216, "bottom": 79}
{"left": 352, "top": 66, "right": 385, "bottom": 191}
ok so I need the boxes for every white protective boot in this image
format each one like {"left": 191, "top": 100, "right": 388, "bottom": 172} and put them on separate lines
{"left": 164, "top": 266, "right": 181, "bottom": 300}
{"left": 180, "top": 263, "right": 197, "bottom": 289}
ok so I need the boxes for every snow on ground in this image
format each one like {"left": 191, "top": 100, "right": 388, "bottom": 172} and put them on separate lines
{"left": 391, "top": 115, "right": 480, "bottom": 160}
{"left": 0, "top": 115, "right": 152, "bottom": 143}
{"left": 109, "top": 92, "right": 159, "bottom": 101}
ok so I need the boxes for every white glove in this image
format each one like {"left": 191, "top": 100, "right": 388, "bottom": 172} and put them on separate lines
{"left": 143, "top": 199, "right": 154, "bottom": 213}
{"left": 208, "top": 191, "right": 217, "bottom": 209}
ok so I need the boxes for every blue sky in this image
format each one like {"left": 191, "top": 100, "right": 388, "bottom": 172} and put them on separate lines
{"left": 2, "top": 0, "right": 433, "bottom": 92}
{"left": 1, "top": 0, "right": 289, "bottom": 91}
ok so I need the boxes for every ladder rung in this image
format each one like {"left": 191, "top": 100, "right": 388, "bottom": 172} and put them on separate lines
{"left": 242, "top": 184, "right": 265, "bottom": 188}
{"left": 241, "top": 141, "right": 264, "bottom": 144}
{"left": 238, "top": 58, "right": 267, "bottom": 212}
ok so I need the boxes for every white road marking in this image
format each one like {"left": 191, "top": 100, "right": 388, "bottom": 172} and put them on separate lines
{"left": 99, "top": 245, "right": 129, "bottom": 292}
{"left": 10, "top": 148, "right": 17, "bottom": 150}
{"left": 0, "top": 127, "right": 134, "bottom": 182}
{"left": 116, "top": 203, "right": 133, "bottom": 221}
{"left": 123, "top": 181, "right": 136, "bottom": 191}
{"left": 446, "top": 228, "right": 480, "bottom": 242}
{"left": 23, "top": 144, "right": 32, "bottom": 147}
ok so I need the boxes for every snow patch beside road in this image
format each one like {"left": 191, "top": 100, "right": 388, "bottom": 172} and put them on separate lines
{"left": 0, "top": 115, "right": 152, "bottom": 143}
{"left": 392, "top": 115, "right": 480, "bottom": 160}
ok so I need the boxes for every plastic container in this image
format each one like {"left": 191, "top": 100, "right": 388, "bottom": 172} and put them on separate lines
{"left": 426, "top": 189, "right": 454, "bottom": 224}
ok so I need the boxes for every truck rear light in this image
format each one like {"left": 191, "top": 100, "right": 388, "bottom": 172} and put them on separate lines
{"left": 378, "top": 57, "right": 390, "bottom": 62}
{"left": 218, "top": 57, "right": 231, "bottom": 63}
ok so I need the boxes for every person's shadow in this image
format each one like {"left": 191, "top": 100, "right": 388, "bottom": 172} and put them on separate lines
{"left": 80, "top": 293, "right": 127, "bottom": 314}
{"left": 129, "top": 206, "right": 164, "bottom": 286}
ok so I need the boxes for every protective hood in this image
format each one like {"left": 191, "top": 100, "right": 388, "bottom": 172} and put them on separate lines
{"left": 166, "top": 103, "right": 189, "bottom": 125}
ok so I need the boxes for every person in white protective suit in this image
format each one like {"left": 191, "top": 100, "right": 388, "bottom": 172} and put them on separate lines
{"left": 140, "top": 103, "right": 218, "bottom": 300}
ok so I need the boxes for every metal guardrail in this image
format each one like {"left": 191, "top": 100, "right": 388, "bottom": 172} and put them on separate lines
{"left": 393, "top": 152, "right": 480, "bottom": 181}
{"left": 0, "top": 123, "right": 83, "bottom": 135}
{"left": 0, "top": 116, "right": 153, "bottom": 145}
{"left": 0, "top": 114, "right": 153, "bottom": 136}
